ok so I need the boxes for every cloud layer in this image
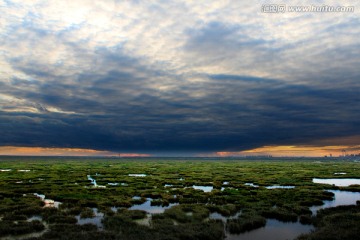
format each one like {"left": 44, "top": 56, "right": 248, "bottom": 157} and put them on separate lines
{"left": 1, "top": 0, "right": 359, "bottom": 155}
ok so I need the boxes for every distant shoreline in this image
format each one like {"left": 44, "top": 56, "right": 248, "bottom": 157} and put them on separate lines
{"left": 0, "top": 155, "right": 359, "bottom": 161}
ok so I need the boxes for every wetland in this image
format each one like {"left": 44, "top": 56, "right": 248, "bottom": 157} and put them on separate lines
{"left": 0, "top": 157, "right": 359, "bottom": 240}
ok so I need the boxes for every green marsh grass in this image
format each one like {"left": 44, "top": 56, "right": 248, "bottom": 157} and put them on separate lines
{"left": 0, "top": 157, "right": 359, "bottom": 239}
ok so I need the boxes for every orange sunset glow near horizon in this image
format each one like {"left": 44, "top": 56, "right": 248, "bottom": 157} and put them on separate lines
{"left": 216, "top": 145, "right": 360, "bottom": 157}
{"left": 0, "top": 144, "right": 359, "bottom": 157}
{"left": 0, "top": 146, "right": 151, "bottom": 157}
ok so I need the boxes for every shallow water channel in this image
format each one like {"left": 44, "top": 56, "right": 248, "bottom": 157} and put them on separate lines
{"left": 312, "top": 178, "right": 360, "bottom": 186}
{"left": 310, "top": 190, "right": 360, "bottom": 214}
{"left": 192, "top": 185, "right": 213, "bottom": 192}
{"left": 129, "top": 198, "right": 179, "bottom": 213}
{"left": 226, "top": 179, "right": 360, "bottom": 240}
{"left": 226, "top": 189, "right": 360, "bottom": 240}
{"left": 226, "top": 219, "right": 313, "bottom": 240}
{"left": 29, "top": 177, "right": 360, "bottom": 239}
{"left": 75, "top": 208, "right": 104, "bottom": 228}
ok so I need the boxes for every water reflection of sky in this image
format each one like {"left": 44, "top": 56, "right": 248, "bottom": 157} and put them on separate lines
{"left": 128, "top": 198, "right": 178, "bottom": 214}
{"left": 313, "top": 178, "right": 360, "bottom": 187}
{"left": 192, "top": 185, "right": 213, "bottom": 192}
{"left": 209, "top": 211, "right": 241, "bottom": 222}
{"left": 265, "top": 185, "right": 295, "bottom": 189}
{"left": 226, "top": 219, "right": 314, "bottom": 240}
{"left": 310, "top": 190, "right": 360, "bottom": 214}
{"left": 75, "top": 208, "right": 104, "bottom": 228}
{"left": 129, "top": 174, "right": 147, "bottom": 177}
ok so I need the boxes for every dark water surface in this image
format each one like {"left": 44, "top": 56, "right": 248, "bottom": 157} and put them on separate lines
{"left": 226, "top": 219, "right": 313, "bottom": 240}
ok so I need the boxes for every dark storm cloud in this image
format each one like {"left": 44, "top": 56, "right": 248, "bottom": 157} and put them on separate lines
{"left": 3, "top": 69, "right": 359, "bottom": 152}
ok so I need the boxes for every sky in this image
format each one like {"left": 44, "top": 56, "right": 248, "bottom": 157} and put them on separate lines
{"left": 0, "top": 0, "right": 359, "bottom": 157}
